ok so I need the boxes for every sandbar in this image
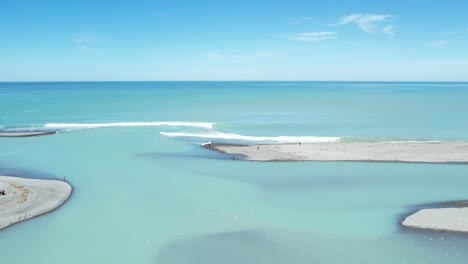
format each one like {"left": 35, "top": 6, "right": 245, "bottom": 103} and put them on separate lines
{"left": 0, "top": 175, "right": 72, "bottom": 230}
{"left": 0, "top": 131, "right": 57, "bottom": 137}
{"left": 203, "top": 142, "right": 468, "bottom": 163}
{"left": 402, "top": 207, "right": 468, "bottom": 233}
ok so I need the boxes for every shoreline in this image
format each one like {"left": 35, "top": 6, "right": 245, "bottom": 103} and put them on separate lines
{"left": 203, "top": 142, "right": 468, "bottom": 163}
{"left": 204, "top": 143, "right": 468, "bottom": 233}
{"left": 0, "top": 131, "right": 57, "bottom": 137}
{"left": 401, "top": 204, "right": 468, "bottom": 233}
{"left": 399, "top": 200, "right": 468, "bottom": 234}
{"left": 0, "top": 175, "right": 72, "bottom": 230}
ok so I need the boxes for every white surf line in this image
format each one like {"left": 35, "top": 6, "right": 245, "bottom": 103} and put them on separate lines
{"left": 44, "top": 121, "right": 214, "bottom": 129}
{"left": 160, "top": 131, "right": 340, "bottom": 143}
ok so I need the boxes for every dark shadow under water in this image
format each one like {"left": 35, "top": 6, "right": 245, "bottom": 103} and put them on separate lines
{"left": 135, "top": 150, "right": 244, "bottom": 161}
{"left": 155, "top": 230, "right": 310, "bottom": 264}
{"left": 155, "top": 228, "right": 468, "bottom": 264}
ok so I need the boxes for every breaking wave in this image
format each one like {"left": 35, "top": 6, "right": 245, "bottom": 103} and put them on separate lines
{"left": 159, "top": 131, "right": 340, "bottom": 143}
{"left": 43, "top": 121, "right": 214, "bottom": 130}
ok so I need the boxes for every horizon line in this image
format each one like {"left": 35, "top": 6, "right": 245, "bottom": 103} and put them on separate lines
{"left": 1, "top": 80, "right": 468, "bottom": 83}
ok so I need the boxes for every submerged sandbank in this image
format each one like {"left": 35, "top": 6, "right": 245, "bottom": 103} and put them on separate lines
{"left": 402, "top": 207, "right": 468, "bottom": 233}
{"left": 0, "top": 176, "right": 72, "bottom": 230}
{"left": 0, "top": 131, "right": 57, "bottom": 137}
{"left": 203, "top": 142, "right": 468, "bottom": 163}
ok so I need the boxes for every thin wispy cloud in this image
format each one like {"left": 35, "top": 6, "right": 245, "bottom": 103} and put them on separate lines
{"left": 74, "top": 31, "right": 96, "bottom": 51}
{"left": 290, "top": 17, "right": 313, "bottom": 25}
{"left": 73, "top": 28, "right": 107, "bottom": 52}
{"left": 382, "top": 25, "right": 394, "bottom": 36}
{"left": 206, "top": 50, "right": 224, "bottom": 60}
{"left": 440, "top": 28, "right": 468, "bottom": 35}
{"left": 428, "top": 40, "right": 449, "bottom": 47}
{"left": 288, "top": 31, "right": 337, "bottom": 43}
{"left": 332, "top": 13, "right": 393, "bottom": 33}
{"left": 205, "top": 50, "right": 277, "bottom": 63}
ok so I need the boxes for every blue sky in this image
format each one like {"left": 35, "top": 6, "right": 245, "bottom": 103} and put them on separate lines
{"left": 1, "top": 0, "right": 468, "bottom": 81}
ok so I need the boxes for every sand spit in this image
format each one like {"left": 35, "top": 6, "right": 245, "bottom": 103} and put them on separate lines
{"left": 0, "top": 176, "right": 72, "bottom": 230}
{"left": 203, "top": 142, "right": 468, "bottom": 163}
{"left": 0, "top": 131, "right": 57, "bottom": 137}
{"left": 402, "top": 207, "right": 468, "bottom": 233}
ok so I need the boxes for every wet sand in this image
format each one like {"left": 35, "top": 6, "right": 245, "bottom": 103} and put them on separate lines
{"left": 203, "top": 142, "right": 468, "bottom": 163}
{"left": 0, "top": 176, "right": 72, "bottom": 230}
{"left": 0, "top": 131, "right": 57, "bottom": 137}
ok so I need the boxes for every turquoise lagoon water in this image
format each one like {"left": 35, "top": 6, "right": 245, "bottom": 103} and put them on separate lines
{"left": 1, "top": 81, "right": 468, "bottom": 263}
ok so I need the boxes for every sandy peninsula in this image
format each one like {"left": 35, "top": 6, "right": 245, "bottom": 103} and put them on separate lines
{"left": 402, "top": 207, "right": 468, "bottom": 233}
{"left": 203, "top": 142, "right": 468, "bottom": 163}
{"left": 0, "top": 176, "right": 72, "bottom": 230}
{"left": 0, "top": 131, "right": 56, "bottom": 137}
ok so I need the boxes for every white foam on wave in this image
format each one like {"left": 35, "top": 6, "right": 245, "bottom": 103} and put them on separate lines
{"left": 44, "top": 122, "right": 214, "bottom": 129}
{"left": 160, "top": 131, "right": 340, "bottom": 143}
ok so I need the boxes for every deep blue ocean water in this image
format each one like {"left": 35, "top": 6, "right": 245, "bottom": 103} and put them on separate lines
{"left": 1, "top": 81, "right": 468, "bottom": 263}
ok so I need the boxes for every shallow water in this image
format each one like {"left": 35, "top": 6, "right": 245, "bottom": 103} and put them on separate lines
{"left": 1, "top": 82, "right": 468, "bottom": 263}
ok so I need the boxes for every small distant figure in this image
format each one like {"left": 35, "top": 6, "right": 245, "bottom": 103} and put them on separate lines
{"left": 299, "top": 142, "right": 301, "bottom": 146}
{"left": 0, "top": 190, "right": 5, "bottom": 196}
{"left": 257, "top": 146, "right": 259, "bottom": 150}
{"left": 232, "top": 156, "right": 235, "bottom": 160}
{"left": 63, "top": 176, "right": 66, "bottom": 182}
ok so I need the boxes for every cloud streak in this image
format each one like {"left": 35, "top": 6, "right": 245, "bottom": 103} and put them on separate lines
{"left": 74, "top": 31, "right": 96, "bottom": 51}
{"left": 73, "top": 28, "right": 107, "bottom": 52}
{"left": 288, "top": 31, "right": 337, "bottom": 43}
{"left": 382, "top": 25, "right": 394, "bottom": 36}
{"left": 440, "top": 28, "right": 468, "bottom": 35}
{"left": 289, "top": 17, "right": 313, "bottom": 25}
{"left": 333, "top": 13, "right": 393, "bottom": 33}
{"left": 428, "top": 40, "right": 449, "bottom": 47}
{"left": 205, "top": 50, "right": 277, "bottom": 63}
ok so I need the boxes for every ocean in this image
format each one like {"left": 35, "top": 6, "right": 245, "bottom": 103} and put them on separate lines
{"left": 1, "top": 81, "right": 468, "bottom": 263}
